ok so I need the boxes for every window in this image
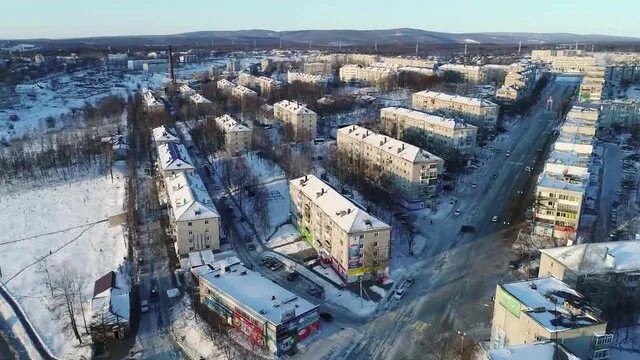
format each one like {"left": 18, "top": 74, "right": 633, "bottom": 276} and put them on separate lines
{"left": 374, "top": 242, "right": 378, "bottom": 247}
{"left": 189, "top": 247, "right": 194, "bottom": 251}
{"left": 359, "top": 234, "right": 364, "bottom": 239}
{"left": 188, "top": 222, "right": 193, "bottom": 226}
{"left": 374, "top": 232, "right": 379, "bottom": 237}
{"left": 373, "top": 251, "right": 378, "bottom": 257}
{"left": 204, "top": 220, "right": 209, "bottom": 224}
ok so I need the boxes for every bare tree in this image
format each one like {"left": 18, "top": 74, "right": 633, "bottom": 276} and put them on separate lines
{"left": 50, "top": 263, "right": 83, "bottom": 344}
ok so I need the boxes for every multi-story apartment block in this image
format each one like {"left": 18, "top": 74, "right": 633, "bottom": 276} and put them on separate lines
{"left": 336, "top": 125, "right": 444, "bottom": 208}
{"left": 339, "top": 64, "right": 397, "bottom": 84}
{"left": 153, "top": 125, "right": 180, "bottom": 145}
{"left": 496, "top": 61, "right": 545, "bottom": 102}
{"left": 599, "top": 99, "right": 640, "bottom": 127}
{"left": 227, "top": 58, "right": 241, "bottom": 73}
{"left": 214, "top": 115, "right": 253, "bottom": 154}
{"left": 539, "top": 241, "right": 640, "bottom": 315}
{"left": 232, "top": 85, "right": 258, "bottom": 100}
{"left": 567, "top": 105, "right": 600, "bottom": 122}
{"left": 287, "top": 71, "right": 329, "bottom": 86}
{"left": 561, "top": 117, "right": 597, "bottom": 137}
{"left": 380, "top": 107, "right": 478, "bottom": 156}
{"left": 554, "top": 131, "right": 594, "bottom": 155}
{"left": 165, "top": 172, "right": 220, "bottom": 256}
{"left": 380, "top": 56, "right": 436, "bottom": 69}
{"left": 216, "top": 78, "right": 236, "bottom": 95}
{"left": 156, "top": 142, "right": 195, "bottom": 177}
{"left": 490, "top": 277, "right": 612, "bottom": 360}
{"left": 412, "top": 90, "right": 499, "bottom": 130}
{"left": 531, "top": 49, "right": 597, "bottom": 73}
{"left": 273, "top": 100, "right": 317, "bottom": 140}
{"left": 438, "top": 64, "right": 484, "bottom": 82}
{"left": 483, "top": 64, "right": 510, "bottom": 83}
{"left": 256, "top": 76, "right": 281, "bottom": 94}
{"left": 289, "top": 175, "right": 391, "bottom": 284}
{"left": 142, "top": 88, "right": 164, "bottom": 112}
{"left": 303, "top": 62, "right": 333, "bottom": 75}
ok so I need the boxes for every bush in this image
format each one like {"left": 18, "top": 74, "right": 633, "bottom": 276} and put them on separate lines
{"left": 9, "top": 114, "right": 19, "bottom": 122}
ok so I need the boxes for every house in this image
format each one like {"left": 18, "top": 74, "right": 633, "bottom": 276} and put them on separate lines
{"left": 89, "top": 271, "right": 131, "bottom": 342}
{"left": 214, "top": 115, "right": 253, "bottom": 154}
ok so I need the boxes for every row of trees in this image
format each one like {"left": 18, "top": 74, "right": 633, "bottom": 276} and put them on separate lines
{"left": 190, "top": 117, "right": 226, "bottom": 155}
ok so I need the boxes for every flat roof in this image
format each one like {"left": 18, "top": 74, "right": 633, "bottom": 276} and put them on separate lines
{"left": 502, "top": 277, "right": 603, "bottom": 332}
{"left": 489, "top": 341, "right": 556, "bottom": 360}
{"left": 381, "top": 107, "right": 477, "bottom": 131}
{"left": 537, "top": 172, "right": 587, "bottom": 193}
{"left": 337, "top": 125, "right": 443, "bottom": 164}
{"left": 546, "top": 149, "right": 591, "bottom": 169}
{"left": 540, "top": 241, "right": 640, "bottom": 275}
{"left": 274, "top": 100, "right": 316, "bottom": 115}
{"left": 413, "top": 90, "right": 497, "bottom": 108}
{"left": 290, "top": 175, "right": 390, "bottom": 233}
{"left": 200, "top": 261, "right": 317, "bottom": 325}
{"left": 215, "top": 114, "right": 251, "bottom": 133}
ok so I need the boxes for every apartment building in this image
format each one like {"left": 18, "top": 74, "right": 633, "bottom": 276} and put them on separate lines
{"left": 483, "top": 64, "right": 510, "bottom": 83}
{"left": 273, "top": 100, "right": 317, "bottom": 140}
{"left": 227, "top": 58, "right": 241, "bottom": 73}
{"left": 256, "top": 76, "right": 281, "bottom": 94}
{"left": 165, "top": 172, "right": 220, "bottom": 256}
{"left": 412, "top": 90, "right": 499, "bottom": 130}
{"left": 561, "top": 117, "right": 597, "bottom": 137}
{"left": 599, "top": 99, "right": 640, "bottom": 127}
{"left": 380, "top": 107, "right": 478, "bottom": 156}
{"left": 217, "top": 78, "right": 236, "bottom": 95}
{"left": 156, "top": 142, "right": 195, "bottom": 177}
{"left": 141, "top": 88, "right": 164, "bottom": 112}
{"left": 336, "top": 125, "right": 444, "bottom": 208}
{"left": 539, "top": 241, "right": 640, "bottom": 315}
{"left": 339, "top": 64, "right": 397, "bottom": 84}
{"left": 438, "top": 64, "right": 484, "bottom": 82}
{"left": 232, "top": 85, "right": 258, "bottom": 100}
{"left": 303, "top": 62, "right": 333, "bottom": 75}
{"left": 490, "top": 277, "right": 612, "bottom": 360}
{"left": 199, "top": 257, "right": 319, "bottom": 357}
{"left": 486, "top": 341, "right": 583, "bottom": 360}
{"left": 152, "top": 125, "right": 180, "bottom": 145}
{"left": 289, "top": 175, "right": 391, "bottom": 284}
{"left": 214, "top": 115, "right": 253, "bottom": 154}
{"left": 531, "top": 50, "right": 597, "bottom": 73}
{"left": 567, "top": 105, "right": 600, "bottom": 122}
{"left": 496, "top": 61, "right": 545, "bottom": 102}
{"left": 380, "top": 56, "right": 436, "bottom": 69}
{"left": 287, "top": 71, "right": 329, "bottom": 86}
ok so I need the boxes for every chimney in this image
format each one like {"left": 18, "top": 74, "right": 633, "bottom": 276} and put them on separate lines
{"left": 168, "top": 46, "right": 175, "bottom": 84}
{"left": 347, "top": 208, "right": 351, "bottom": 214}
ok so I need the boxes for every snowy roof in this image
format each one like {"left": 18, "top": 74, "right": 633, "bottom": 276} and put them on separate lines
{"left": 489, "top": 341, "right": 578, "bottom": 360}
{"left": 501, "top": 277, "right": 603, "bottom": 332}
{"left": 290, "top": 175, "right": 390, "bottom": 234}
{"left": 200, "top": 261, "right": 318, "bottom": 325}
{"left": 142, "top": 88, "right": 163, "bottom": 108}
{"left": 439, "top": 63, "right": 482, "bottom": 71}
{"left": 398, "top": 66, "right": 435, "bottom": 75}
{"left": 157, "top": 142, "right": 194, "bottom": 172}
{"left": 545, "top": 149, "right": 591, "bottom": 171}
{"left": 556, "top": 131, "right": 594, "bottom": 148}
{"left": 91, "top": 270, "right": 130, "bottom": 324}
{"left": 179, "top": 83, "right": 196, "bottom": 95}
{"left": 274, "top": 100, "right": 316, "bottom": 115}
{"left": 288, "top": 72, "right": 328, "bottom": 82}
{"left": 214, "top": 114, "right": 252, "bottom": 133}
{"left": 152, "top": 125, "right": 180, "bottom": 144}
{"left": 165, "top": 172, "right": 219, "bottom": 222}
{"left": 537, "top": 171, "right": 587, "bottom": 193}
{"left": 381, "top": 107, "right": 477, "bottom": 130}
{"left": 562, "top": 117, "right": 597, "bottom": 131}
{"left": 217, "top": 78, "right": 236, "bottom": 88}
{"left": 190, "top": 93, "right": 211, "bottom": 104}
{"left": 337, "top": 125, "right": 444, "bottom": 164}
{"left": 540, "top": 241, "right": 640, "bottom": 275}
{"left": 413, "top": 90, "right": 498, "bottom": 108}
{"left": 233, "top": 85, "right": 257, "bottom": 96}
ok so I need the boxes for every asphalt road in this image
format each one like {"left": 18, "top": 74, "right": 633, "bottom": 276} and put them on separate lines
{"left": 348, "top": 76, "right": 580, "bottom": 360}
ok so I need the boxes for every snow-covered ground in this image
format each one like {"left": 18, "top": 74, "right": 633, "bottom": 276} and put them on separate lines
{"left": 266, "top": 224, "right": 313, "bottom": 257}
{"left": 0, "top": 163, "right": 127, "bottom": 358}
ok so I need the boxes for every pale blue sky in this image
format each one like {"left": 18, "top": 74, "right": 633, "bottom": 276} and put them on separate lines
{"left": 1, "top": 0, "right": 638, "bottom": 39}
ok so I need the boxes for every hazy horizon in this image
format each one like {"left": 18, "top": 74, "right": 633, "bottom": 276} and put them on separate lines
{"left": 1, "top": 0, "right": 639, "bottom": 40}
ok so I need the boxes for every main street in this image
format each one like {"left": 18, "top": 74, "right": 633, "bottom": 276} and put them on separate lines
{"left": 349, "top": 76, "right": 581, "bottom": 359}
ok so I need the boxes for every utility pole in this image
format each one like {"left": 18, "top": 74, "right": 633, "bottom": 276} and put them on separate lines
{"left": 309, "top": 41, "right": 312, "bottom": 50}
{"left": 339, "top": 41, "right": 342, "bottom": 51}
{"left": 518, "top": 41, "right": 522, "bottom": 54}
{"left": 374, "top": 41, "right": 378, "bottom": 52}
{"left": 415, "top": 42, "right": 419, "bottom": 56}
{"left": 279, "top": 38, "right": 282, "bottom": 49}
{"left": 464, "top": 43, "right": 468, "bottom": 56}
{"left": 359, "top": 276, "right": 363, "bottom": 308}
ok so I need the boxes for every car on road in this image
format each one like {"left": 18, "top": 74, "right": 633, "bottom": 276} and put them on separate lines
{"left": 471, "top": 182, "right": 477, "bottom": 189}
{"left": 319, "top": 312, "right": 333, "bottom": 322}
{"left": 492, "top": 216, "right": 499, "bottom": 223}
{"left": 309, "top": 287, "right": 323, "bottom": 297}
{"left": 505, "top": 151, "right": 511, "bottom": 157}
{"left": 394, "top": 289, "right": 406, "bottom": 300}
{"left": 403, "top": 278, "right": 414, "bottom": 288}
{"left": 247, "top": 243, "right": 256, "bottom": 251}
{"left": 150, "top": 288, "right": 159, "bottom": 302}
{"left": 449, "top": 198, "right": 457, "bottom": 205}
{"left": 141, "top": 300, "right": 149, "bottom": 313}
{"left": 525, "top": 167, "right": 532, "bottom": 172}
{"left": 495, "top": 148, "right": 501, "bottom": 153}
{"left": 491, "top": 174, "right": 498, "bottom": 180}
{"left": 453, "top": 209, "right": 462, "bottom": 217}
{"left": 286, "top": 272, "right": 298, "bottom": 281}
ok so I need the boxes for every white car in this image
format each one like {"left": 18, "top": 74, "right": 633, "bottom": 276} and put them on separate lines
{"left": 492, "top": 216, "right": 499, "bottom": 223}
{"left": 394, "top": 289, "right": 406, "bottom": 300}
{"left": 404, "top": 278, "right": 414, "bottom": 288}
{"left": 454, "top": 209, "right": 462, "bottom": 217}
{"left": 525, "top": 167, "right": 532, "bottom": 172}
{"left": 505, "top": 151, "right": 511, "bottom": 157}
{"left": 141, "top": 300, "right": 149, "bottom": 313}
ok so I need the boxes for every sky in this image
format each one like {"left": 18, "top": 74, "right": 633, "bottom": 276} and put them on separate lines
{"left": 1, "top": 0, "right": 639, "bottom": 40}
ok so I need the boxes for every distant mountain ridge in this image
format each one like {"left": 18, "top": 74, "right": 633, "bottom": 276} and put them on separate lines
{"left": 3, "top": 28, "right": 639, "bottom": 47}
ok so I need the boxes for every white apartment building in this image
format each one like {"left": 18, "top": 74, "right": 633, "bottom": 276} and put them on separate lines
{"left": 232, "top": 85, "right": 258, "bottom": 100}
{"left": 289, "top": 175, "right": 391, "bottom": 284}
{"left": 496, "top": 61, "right": 545, "bottom": 102}
{"left": 438, "top": 64, "right": 484, "bottom": 82}
{"left": 142, "top": 88, "right": 164, "bottom": 112}
{"left": 531, "top": 49, "right": 596, "bottom": 73}
{"left": 217, "top": 79, "right": 236, "bottom": 95}
{"left": 156, "top": 142, "right": 195, "bottom": 177}
{"left": 273, "top": 100, "right": 317, "bottom": 140}
{"left": 412, "top": 90, "right": 499, "bottom": 130}
{"left": 165, "top": 172, "right": 220, "bottom": 256}
{"left": 337, "top": 125, "right": 444, "bottom": 208}
{"left": 339, "top": 64, "right": 397, "bottom": 84}
{"left": 303, "top": 62, "right": 333, "bottom": 75}
{"left": 600, "top": 99, "right": 640, "bottom": 127}
{"left": 380, "top": 56, "right": 436, "bottom": 69}
{"left": 380, "top": 107, "right": 478, "bottom": 156}
{"left": 214, "top": 115, "right": 253, "bottom": 154}
{"left": 152, "top": 125, "right": 180, "bottom": 145}
{"left": 256, "top": 76, "right": 281, "bottom": 94}
{"left": 287, "top": 71, "right": 329, "bottom": 86}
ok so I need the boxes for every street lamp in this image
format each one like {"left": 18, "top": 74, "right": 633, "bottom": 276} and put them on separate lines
{"left": 457, "top": 331, "right": 466, "bottom": 353}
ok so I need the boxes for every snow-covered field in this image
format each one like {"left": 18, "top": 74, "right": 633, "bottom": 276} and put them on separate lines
{"left": 0, "top": 163, "right": 127, "bottom": 358}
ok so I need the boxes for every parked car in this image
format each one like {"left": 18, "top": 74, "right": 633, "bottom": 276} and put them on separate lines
{"left": 454, "top": 209, "right": 462, "bottom": 217}
{"left": 141, "top": 300, "right": 149, "bottom": 313}
{"left": 150, "top": 288, "right": 159, "bottom": 302}
{"left": 319, "top": 312, "right": 333, "bottom": 322}
{"left": 525, "top": 167, "right": 532, "bottom": 172}
{"left": 286, "top": 272, "right": 298, "bottom": 281}
{"left": 471, "top": 182, "right": 478, "bottom": 189}
{"left": 404, "top": 278, "right": 414, "bottom": 288}
{"left": 247, "top": 243, "right": 256, "bottom": 251}
{"left": 505, "top": 151, "right": 511, "bottom": 157}
{"left": 491, "top": 174, "right": 498, "bottom": 180}
{"left": 394, "top": 289, "right": 406, "bottom": 300}
{"left": 492, "top": 216, "right": 499, "bottom": 223}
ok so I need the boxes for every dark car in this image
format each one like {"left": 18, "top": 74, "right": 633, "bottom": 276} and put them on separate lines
{"left": 319, "top": 312, "right": 333, "bottom": 322}
{"left": 287, "top": 272, "right": 298, "bottom": 281}
{"left": 150, "top": 288, "right": 159, "bottom": 302}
